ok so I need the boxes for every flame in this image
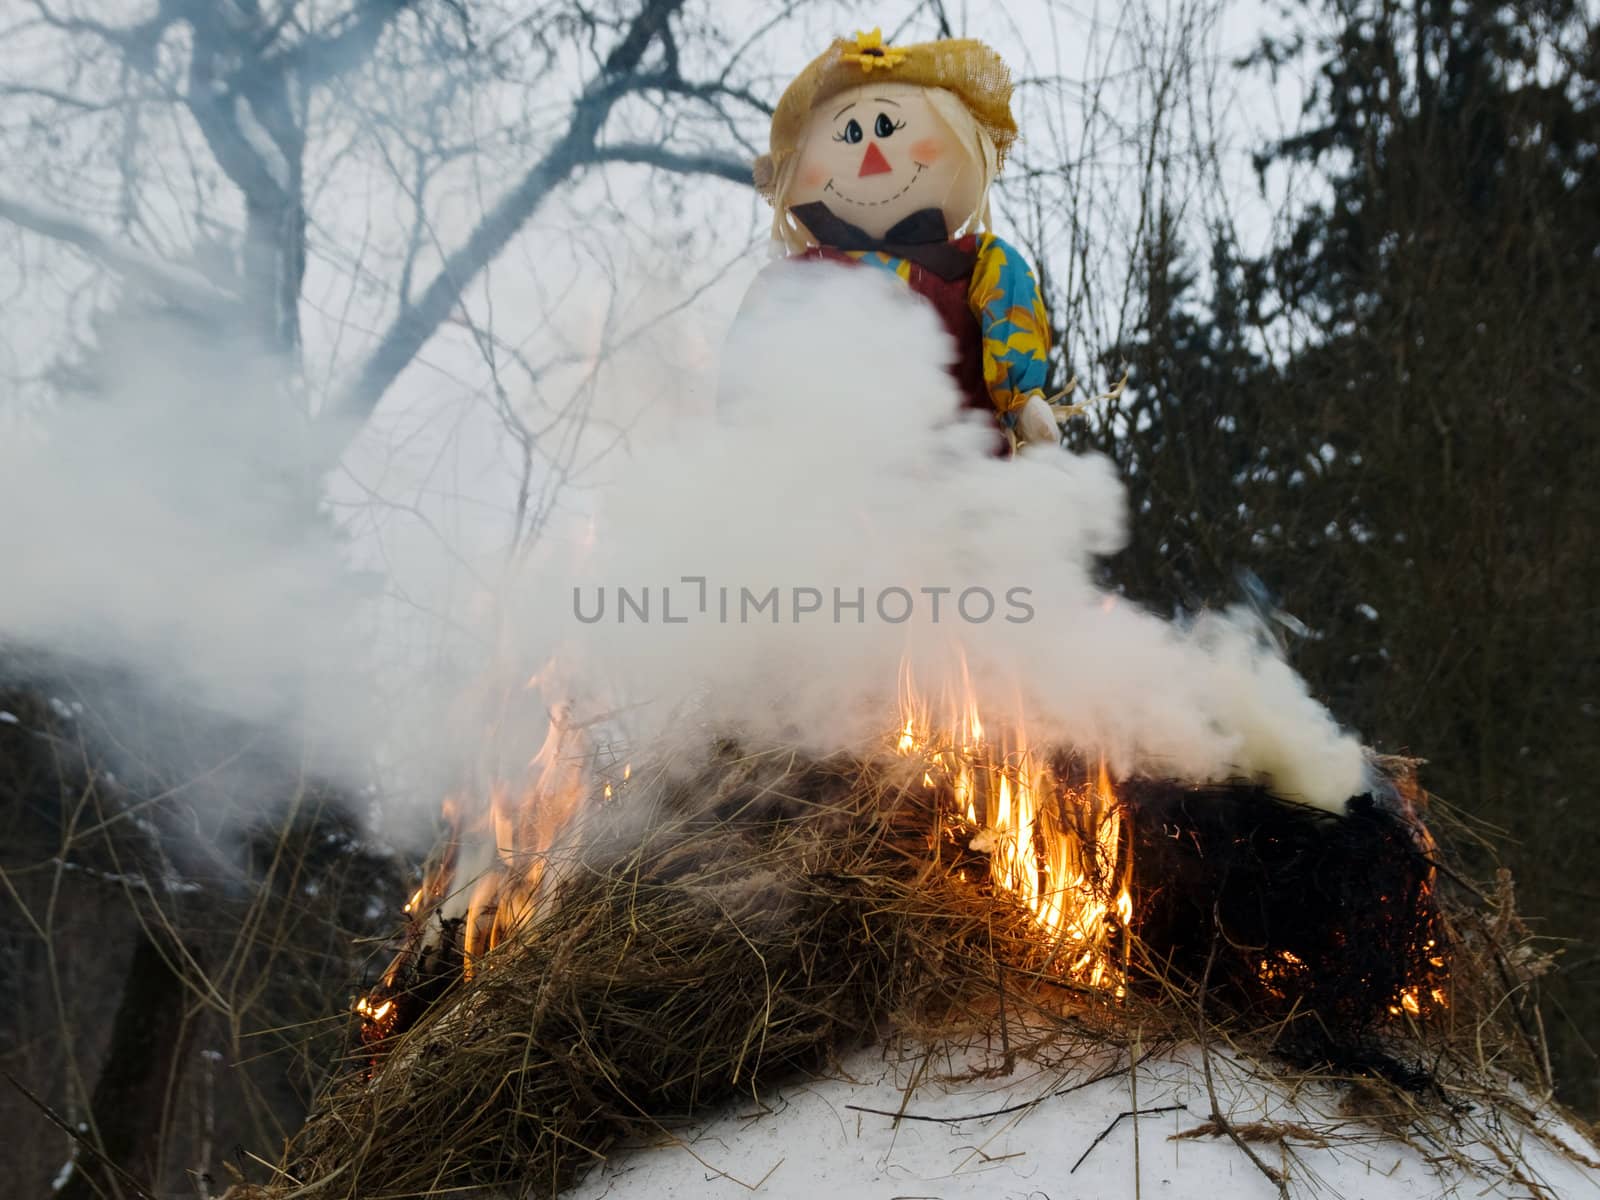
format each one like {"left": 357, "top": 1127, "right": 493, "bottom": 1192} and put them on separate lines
{"left": 454, "top": 709, "right": 592, "bottom": 975}
{"left": 360, "top": 651, "right": 1446, "bottom": 1040}
{"left": 361, "top": 653, "right": 1136, "bottom": 1038}
{"left": 372, "top": 703, "right": 595, "bottom": 1002}
{"left": 893, "top": 657, "right": 1133, "bottom": 992}
{"left": 353, "top": 993, "right": 398, "bottom": 1042}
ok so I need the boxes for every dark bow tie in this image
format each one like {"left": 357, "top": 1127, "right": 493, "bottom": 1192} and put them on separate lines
{"left": 790, "top": 202, "right": 976, "bottom": 280}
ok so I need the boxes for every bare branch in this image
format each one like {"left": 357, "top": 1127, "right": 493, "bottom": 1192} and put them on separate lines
{"left": 629, "top": 71, "right": 776, "bottom": 116}
{"left": 0, "top": 191, "right": 235, "bottom": 314}
{"left": 320, "top": 0, "right": 699, "bottom": 445}
{"left": 591, "top": 142, "right": 752, "bottom": 185}
{"left": 26, "top": 0, "right": 181, "bottom": 73}
{"left": 0, "top": 82, "right": 114, "bottom": 111}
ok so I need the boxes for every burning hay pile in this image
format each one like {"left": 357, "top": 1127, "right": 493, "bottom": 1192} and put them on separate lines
{"left": 256, "top": 744, "right": 1049, "bottom": 1197}
{"left": 226, "top": 713, "right": 1576, "bottom": 1200}
{"left": 211, "top": 258, "right": 1590, "bottom": 1200}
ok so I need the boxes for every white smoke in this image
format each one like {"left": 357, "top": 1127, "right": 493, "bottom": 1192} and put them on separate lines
{"left": 520, "top": 262, "right": 1368, "bottom": 811}
{"left": 0, "top": 311, "right": 385, "bottom": 782}
{"left": 0, "top": 261, "right": 1367, "bottom": 821}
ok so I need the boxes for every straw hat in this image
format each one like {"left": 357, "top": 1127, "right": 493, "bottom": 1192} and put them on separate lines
{"left": 754, "top": 28, "right": 1018, "bottom": 199}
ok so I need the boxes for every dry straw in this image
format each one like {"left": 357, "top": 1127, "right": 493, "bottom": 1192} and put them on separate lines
{"left": 226, "top": 743, "right": 1592, "bottom": 1200}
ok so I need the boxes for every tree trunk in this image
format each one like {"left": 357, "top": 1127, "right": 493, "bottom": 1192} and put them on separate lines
{"left": 58, "top": 928, "right": 199, "bottom": 1200}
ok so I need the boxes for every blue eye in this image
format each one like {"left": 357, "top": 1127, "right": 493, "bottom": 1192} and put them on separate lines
{"left": 836, "top": 118, "right": 863, "bottom": 144}
{"left": 874, "top": 112, "right": 898, "bottom": 138}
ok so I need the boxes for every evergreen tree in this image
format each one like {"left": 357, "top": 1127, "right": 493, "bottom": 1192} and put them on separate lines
{"left": 1077, "top": 0, "right": 1599, "bottom": 1112}
{"left": 1255, "top": 0, "right": 1597, "bottom": 1108}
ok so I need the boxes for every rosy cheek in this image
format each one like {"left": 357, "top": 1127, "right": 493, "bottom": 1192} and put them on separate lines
{"left": 798, "top": 163, "right": 828, "bottom": 190}
{"left": 910, "top": 136, "right": 945, "bottom": 163}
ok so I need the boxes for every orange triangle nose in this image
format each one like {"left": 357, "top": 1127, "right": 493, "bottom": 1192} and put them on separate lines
{"left": 858, "top": 142, "right": 893, "bottom": 177}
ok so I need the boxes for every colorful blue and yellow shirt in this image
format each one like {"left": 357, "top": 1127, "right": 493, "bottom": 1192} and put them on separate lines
{"left": 809, "top": 231, "right": 1051, "bottom": 427}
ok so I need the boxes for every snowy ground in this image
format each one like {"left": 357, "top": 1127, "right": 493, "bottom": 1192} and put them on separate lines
{"left": 569, "top": 1042, "right": 1600, "bottom": 1200}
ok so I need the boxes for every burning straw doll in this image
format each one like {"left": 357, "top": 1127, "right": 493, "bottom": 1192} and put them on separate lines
{"left": 749, "top": 28, "right": 1060, "bottom": 452}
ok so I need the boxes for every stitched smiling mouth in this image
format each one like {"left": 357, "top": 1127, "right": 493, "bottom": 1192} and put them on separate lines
{"left": 824, "top": 162, "right": 927, "bottom": 207}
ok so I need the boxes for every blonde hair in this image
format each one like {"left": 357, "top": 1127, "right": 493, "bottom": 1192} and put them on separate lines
{"left": 764, "top": 87, "right": 1002, "bottom": 255}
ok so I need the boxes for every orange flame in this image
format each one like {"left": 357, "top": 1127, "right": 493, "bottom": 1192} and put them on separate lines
{"left": 358, "top": 655, "right": 1452, "bottom": 1043}
{"left": 894, "top": 658, "right": 1133, "bottom": 993}
{"left": 454, "top": 708, "right": 592, "bottom": 975}
{"left": 367, "top": 703, "right": 597, "bottom": 1007}
{"left": 359, "top": 654, "right": 1136, "bottom": 1036}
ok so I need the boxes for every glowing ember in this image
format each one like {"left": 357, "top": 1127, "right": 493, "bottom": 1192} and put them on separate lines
{"left": 1256, "top": 949, "right": 1308, "bottom": 1001}
{"left": 1388, "top": 940, "right": 1450, "bottom": 1017}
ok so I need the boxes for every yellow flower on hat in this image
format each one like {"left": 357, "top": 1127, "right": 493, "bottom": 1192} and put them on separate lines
{"left": 841, "top": 28, "right": 909, "bottom": 72}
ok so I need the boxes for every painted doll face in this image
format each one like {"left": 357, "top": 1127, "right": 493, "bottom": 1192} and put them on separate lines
{"left": 788, "top": 82, "right": 984, "bottom": 241}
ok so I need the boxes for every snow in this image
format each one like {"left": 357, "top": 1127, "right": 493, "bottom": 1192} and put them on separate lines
{"left": 49, "top": 1158, "right": 74, "bottom": 1192}
{"left": 0, "top": 710, "right": 17, "bottom": 724}
{"left": 568, "top": 1043, "right": 1600, "bottom": 1200}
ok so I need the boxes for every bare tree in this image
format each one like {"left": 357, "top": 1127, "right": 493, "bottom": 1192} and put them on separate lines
{"left": 0, "top": 3, "right": 771, "bottom": 1191}
{"left": 0, "top": 0, "right": 762, "bottom": 459}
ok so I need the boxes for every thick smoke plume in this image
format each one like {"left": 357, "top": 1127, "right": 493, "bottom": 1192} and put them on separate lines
{"left": 524, "top": 263, "right": 1367, "bottom": 811}
{"left": 0, "top": 263, "right": 1367, "bottom": 824}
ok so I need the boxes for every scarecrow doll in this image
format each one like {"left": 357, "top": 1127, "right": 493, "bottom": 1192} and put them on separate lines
{"left": 749, "top": 28, "right": 1059, "bottom": 451}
